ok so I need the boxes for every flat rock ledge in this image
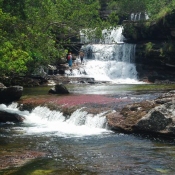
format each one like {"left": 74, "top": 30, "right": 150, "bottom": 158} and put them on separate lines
{"left": 107, "top": 90, "right": 175, "bottom": 137}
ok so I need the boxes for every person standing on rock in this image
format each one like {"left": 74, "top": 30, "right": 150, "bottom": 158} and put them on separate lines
{"left": 79, "top": 50, "right": 84, "bottom": 64}
{"left": 67, "top": 52, "right": 72, "bottom": 68}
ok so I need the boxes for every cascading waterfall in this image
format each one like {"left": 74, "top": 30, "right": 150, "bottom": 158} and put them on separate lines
{"left": 0, "top": 103, "right": 110, "bottom": 136}
{"left": 130, "top": 12, "right": 149, "bottom": 21}
{"left": 75, "top": 26, "right": 140, "bottom": 84}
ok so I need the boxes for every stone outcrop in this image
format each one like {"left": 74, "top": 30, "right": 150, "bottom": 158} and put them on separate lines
{"left": 122, "top": 10, "right": 175, "bottom": 83}
{"left": 107, "top": 90, "right": 175, "bottom": 137}
{"left": 0, "top": 85, "right": 23, "bottom": 104}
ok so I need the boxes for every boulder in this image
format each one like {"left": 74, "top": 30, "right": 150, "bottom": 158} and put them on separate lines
{"left": 48, "top": 84, "right": 69, "bottom": 94}
{"left": 134, "top": 105, "right": 173, "bottom": 132}
{"left": 0, "top": 83, "right": 6, "bottom": 88}
{"left": 0, "top": 110, "right": 24, "bottom": 123}
{"left": 107, "top": 90, "right": 175, "bottom": 137}
{"left": 0, "top": 85, "right": 23, "bottom": 104}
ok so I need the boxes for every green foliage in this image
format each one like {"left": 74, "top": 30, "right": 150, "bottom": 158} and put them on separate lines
{"left": 0, "top": 0, "right": 109, "bottom": 76}
{"left": 145, "top": 0, "right": 174, "bottom": 18}
{"left": 107, "top": 0, "right": 175, "bottom": 21}
{"left": 0, "top": 41, "right": 33, "bottom": 75}
{"left": 160, "top": 41, "right": 175, "bottom": 63}
{"left": 107, "top": 0, "right": 147, "bottom": 15}
{"left": 145, "top": 42, "right": 154, "bottom": 54}
{"left": 108, "top": 12, "right": 119, "bottom": 25}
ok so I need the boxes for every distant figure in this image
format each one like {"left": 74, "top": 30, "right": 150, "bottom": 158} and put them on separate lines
{"left": 67, "top": 52, "right": 72, "bottom": 67}
{"left": 79, "top": 50, "right": 84, "bottom": 64}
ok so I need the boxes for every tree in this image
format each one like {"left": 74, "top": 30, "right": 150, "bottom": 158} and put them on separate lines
{"left": 106, "top": 0, "right": 175, "bottom": 20}
{"left": 0, "top": 0, "right": 112, "bottom": 76}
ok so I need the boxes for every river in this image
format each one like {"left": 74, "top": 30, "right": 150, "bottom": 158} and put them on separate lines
{"left": 1, "top": 27, "right": 175, "bottom": 175}
{"left": 1, "top": 84, "right": 175, "bottom": 175}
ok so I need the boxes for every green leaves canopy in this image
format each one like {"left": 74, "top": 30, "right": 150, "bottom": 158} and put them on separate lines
{"left": 0, "top": 0, "right": 109, "bottom": 76}
{"left": 107, "top": 0, "right": 175, "bottom": 19}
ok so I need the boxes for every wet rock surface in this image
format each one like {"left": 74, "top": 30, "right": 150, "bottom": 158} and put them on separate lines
{"left": 0, "top": 111, "right": 24, "bottom": 123}
{"left": 107, "top": 90, "right": 175, "bottom": 137}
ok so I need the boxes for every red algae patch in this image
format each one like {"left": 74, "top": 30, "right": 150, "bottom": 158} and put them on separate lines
{"left": 21, "top": 94, "right": 127, "bottom": 107}
{"left": 50, "top": 94, "right": 119, "bottom": 106}
{"left": 0, "top": 151, "right": 46, "bottom": 170}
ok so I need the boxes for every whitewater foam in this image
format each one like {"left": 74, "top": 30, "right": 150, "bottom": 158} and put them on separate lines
{"left": 0, "top": 103, "right": 111, "bottom": 137}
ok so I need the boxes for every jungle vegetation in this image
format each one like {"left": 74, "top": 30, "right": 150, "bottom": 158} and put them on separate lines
{"left": 0, "top": 0, "right": 174, "bottom": 76}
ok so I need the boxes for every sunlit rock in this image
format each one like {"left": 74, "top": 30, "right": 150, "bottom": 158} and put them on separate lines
{"left": 0, "top": 83, "right": 6, "bottom": 88}
{"left": 134, "top": 106, "right": 173, "bottom": 132}
{"left": 107, "top": 90, "right": 175, "bottom": 137}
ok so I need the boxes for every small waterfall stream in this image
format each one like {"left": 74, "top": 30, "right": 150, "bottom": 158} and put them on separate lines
{"left": 73, "top": 27, "right": 140, "bottom": 84}
{"left": 0, "top": 103, "right": 110, "bottom": 137}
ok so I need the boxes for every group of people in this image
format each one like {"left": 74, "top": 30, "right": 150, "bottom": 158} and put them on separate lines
{"left": 66, "top": 50, "right": 84, "bottom": 68}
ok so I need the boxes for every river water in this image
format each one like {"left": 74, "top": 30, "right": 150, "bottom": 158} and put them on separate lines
{"left": 1, "top": 84, "right": 175, "bottom": 175}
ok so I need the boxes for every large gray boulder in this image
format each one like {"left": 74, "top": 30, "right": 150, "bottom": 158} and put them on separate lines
{"left": 134, "top": 104, "right": 174, "bottom": 133}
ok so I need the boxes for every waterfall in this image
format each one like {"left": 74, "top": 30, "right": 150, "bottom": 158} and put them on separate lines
{"left": 0, "top": 103, "right": 110, "bottom": 137}
{"left": 130, "top": 12, "right": 149, "bottom": 21}
{"left": 75, "top": 26, "right": 140, "bottom": 84}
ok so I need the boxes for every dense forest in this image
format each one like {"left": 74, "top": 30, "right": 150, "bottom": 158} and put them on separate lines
{"left": 0, "top": 0, "right": 175, "bottom": 77}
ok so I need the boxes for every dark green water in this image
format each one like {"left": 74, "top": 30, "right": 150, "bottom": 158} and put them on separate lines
{"left": 1, "top": 84, "right": 175, "bottom": 175}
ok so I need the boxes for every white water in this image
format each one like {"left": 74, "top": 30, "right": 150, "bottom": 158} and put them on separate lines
{"left": 72, "top": 27, "right": 144, "bottom": 84}
{"left": 130, "top": 12, "right": 149, "bottom": 21}
{"left": 0, "top": 103, "right": 111, "bottom": 137}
